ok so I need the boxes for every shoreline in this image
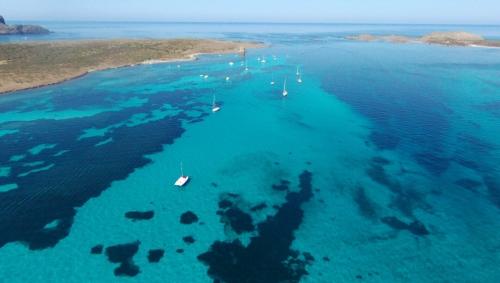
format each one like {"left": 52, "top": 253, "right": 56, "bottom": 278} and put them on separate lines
{"left": 346, "top": 31, "right": 500, "bottom": 48}
{"left": 0, "top": 39, "right": 261, "bottom": 95}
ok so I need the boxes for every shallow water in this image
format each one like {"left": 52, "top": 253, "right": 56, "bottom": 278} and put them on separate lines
{"left": 0, "top": 24, "right": 500, "bottom": 282}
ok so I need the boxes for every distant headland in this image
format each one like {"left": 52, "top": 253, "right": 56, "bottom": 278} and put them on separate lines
{"left": 0, "top": 15, "right": 50, "bottom": 35}
{"left": 0, "top": 39, "right": 262, "bottom": 94}
{"left": 346, "top": 31, "right": 500, "bottom": 48}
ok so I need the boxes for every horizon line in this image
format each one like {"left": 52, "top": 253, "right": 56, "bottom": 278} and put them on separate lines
{"left": 9, "top": 19, "right": 500, "bottom": 26}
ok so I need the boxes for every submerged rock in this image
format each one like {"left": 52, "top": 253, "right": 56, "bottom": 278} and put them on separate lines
{"left": 90, "top": 244, "right": 104, "bottom": 254}
{"left": 381, "top": 216, "right": 430, "bottom": 236}
{"left": 124, "top": 210, "right": 154, "bottom": 221}
{"left": 105, "top": 241, "right": 141, "bottom": 277}
{"left": 180, "top": 211, "right": 199, "bottom": 224}
{"left": 147, "top": 249, "right": 165, "bottom": 263}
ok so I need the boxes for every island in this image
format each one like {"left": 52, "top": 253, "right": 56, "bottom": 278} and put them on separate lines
{"left": 0, "top": 39, "right": 262, "bottom": 94}
{"left": 0, "top": 15, "right": 50, "bottom": 35}
{"left": 346, "top": 31, "right": 500, "bottom": 48}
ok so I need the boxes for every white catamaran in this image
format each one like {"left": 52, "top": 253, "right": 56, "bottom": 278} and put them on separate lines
{"left": 174, "top": 162, "right": 189, "bottom": 187}
{"left": 212, "top": 94, "right": 221, "bottom": 112}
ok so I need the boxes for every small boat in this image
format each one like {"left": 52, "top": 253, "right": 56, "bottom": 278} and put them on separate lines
{"left": 245, "top": 62, "right": 249, "bottom": 71}
{"left": 296, "top": 66, "right": 300, "bottom": 76}
{"left": 270, "top": 73, "right": 275, "bottom": 85}
{"left": 174, "top": 162, "right": 189, "bottom": 187}
{"left": 204, "top": 75, "right": 209, "bottom": 79}
{"left": 229, "top": 61, "right": 234, "bottom": 66}
{"left": 225, "top": 76, "right": 230, "bottom": 81}
{"left": 282, "top": 78, "right": 288, "bottom": 97}
{"left": 297, "top": 74, "right": 302, "bottom": 83}
{"left": 212, "top": 94, "right": 221, "bottom": 112}
{"left": 261, "top": 57, "right": 266, "bottom": 63}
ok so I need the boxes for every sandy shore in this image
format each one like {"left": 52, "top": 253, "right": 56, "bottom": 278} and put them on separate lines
{"left": 0, "top": 39, "right": 263, "bottom": 95}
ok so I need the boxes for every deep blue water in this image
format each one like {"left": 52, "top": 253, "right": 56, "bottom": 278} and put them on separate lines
{"left": 0, "top": 23, "right": 500, "bottom": 282}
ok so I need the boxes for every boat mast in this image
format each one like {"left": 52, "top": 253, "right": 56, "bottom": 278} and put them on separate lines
{"left": 180, "top": 162, "right": 184, "bottom": 177}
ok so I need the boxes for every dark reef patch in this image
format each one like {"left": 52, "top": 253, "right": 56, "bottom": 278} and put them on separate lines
{"left": 0, "top": 88, "right": 208, "bottom": 249}
{"left": 198, "top": 170, "right": 314, "bottom": 283}
{"left": 484, "top": 177, "right": 500, "bottom": 209}
{"left": 366, "top": 163, "right": 401, "bottom": 193}
{"left": 147, "top": 249, "right": 165, "bottom": 263}
{"left": 216, "top": 194, "right": 255, "bottom": 235}
{"left": 250, "top": 203, "right": 268, "bottom": 212}
{"left": 90, "top": 244, "right": 103, "bottom": 254}
{"left": 125, "top": 210, "right": 154, "bottom": 221}
{"left": 353, "top": 186, "right": 378, "bottom": 220}
{"left": 105, "top": 241, "right": 141, "bottom": 277}
{"left": 176, "top": 248, "right": 184, "bottom": 254}
{"left": 180, "top": 211, "right": 199, "bottom": 224}
{"left": 218, "top": 199, "right": 233, "bottom": 209}
{"left": 222, "top": 208, "right": 255, "bottom": 234}
{"left": 414, "top": 152, "right": 450, "bottom": 176}
{"left": 381, "top": 216, "right": 429, "bottom": 236}
{"left": 272, "top": 179, "right": 291, "bottom": 192}
{"left": 372, "top": 156, "right": 391, "bottom": 166}
{"left": 183, "top": 236, "right": 195, "bottom": 244}
{"left": 369, "top": 132, "right": 400, "bottom": 150}
{"left": 455, "top": 179, "right": 482, "bottom": 191}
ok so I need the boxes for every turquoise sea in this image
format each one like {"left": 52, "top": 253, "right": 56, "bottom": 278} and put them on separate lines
{"left": 0, "top": 23, "right": 500, "bottom": 282}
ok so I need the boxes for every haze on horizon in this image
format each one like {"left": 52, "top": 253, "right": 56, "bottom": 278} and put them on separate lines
{"left": 2, "top": 0, "right": 500, "bottom": 25}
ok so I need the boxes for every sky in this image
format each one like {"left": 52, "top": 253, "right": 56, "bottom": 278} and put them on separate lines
{"left": 2, "top": 0, "right": 500, "bottom": 24}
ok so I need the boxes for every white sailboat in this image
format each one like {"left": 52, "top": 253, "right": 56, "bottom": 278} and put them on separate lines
{"left": 296, "top": 66, "right": 300, "bottom": 76}
{"left": 212, "top": 94, "right": 221, "bottom": 112}
{"left": 282, "top": 78, "right": 288, "bottom": 97}
{"left": 245, "top": 61, "right": 249, "bottom": 71}
{"left": 270, "top": 73, "right": 275, "bottom": 85}
{"left": 174, "top": 162, "right": 189, "bottom": 187}
{"left": 296, "top": 66, "right": 303, "bottom": 83}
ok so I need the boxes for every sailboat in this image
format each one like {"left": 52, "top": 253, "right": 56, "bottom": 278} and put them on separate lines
{"left": 296, "top": 66, "right": 302, "bottom": 83}
{"left": 174, "top": 162, "right": 189, "bottom": 187}
{"left": 296, "top": 66, "right": 300, "bottom": 76}
{"left": 245, "top": 61, "right": 249, "bottom": 71}
{"left": 212, "top": 94, "right": 221, "bottom": 112}
{"left": 282, "top": 78, "right": 288, "bottom": 97}
{"left": 270, "top": 73, "right": 275, "bottom": 85}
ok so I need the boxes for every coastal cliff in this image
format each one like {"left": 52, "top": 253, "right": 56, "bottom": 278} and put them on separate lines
{"left": 0, "top": 15, "right": 50, "bottom": 35}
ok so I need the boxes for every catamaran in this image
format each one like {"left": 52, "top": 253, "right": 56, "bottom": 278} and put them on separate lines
{"left": 212, "top": 94, "right": 221, "bottom": 112}
{"left": 282, "top": 78, "right": 288, "bottom": 97}
{"left": 174, "top": 162, "right": 189, "bottom": 187}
